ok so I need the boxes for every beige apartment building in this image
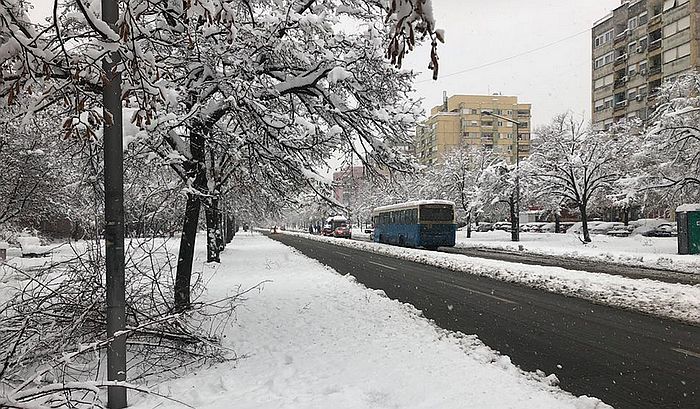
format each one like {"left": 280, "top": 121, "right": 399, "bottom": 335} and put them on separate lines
{"left": 592, "top": 0, "right": 699, "bottom": 129}
{"left": 414, "top": 94, "right": 532, "bottom": 165}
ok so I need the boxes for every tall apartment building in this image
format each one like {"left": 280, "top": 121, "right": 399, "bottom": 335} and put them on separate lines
{"left": 592, "top": 0, "right": 697, "bottom": 129}
{"left": 414, "top": 94, "right": 532, "bottom": 165}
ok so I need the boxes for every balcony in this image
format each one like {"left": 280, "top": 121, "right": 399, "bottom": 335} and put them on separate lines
{"left": 647, "top": 13, "right": 662, "bottom": 29}
{"left": 613, "top": 77, "right": 628, "bottom": 89}
{"left": 649, "top": 38, "right": 662, "bottom": 51}
{"left": 614, "top": 100, "right": 628, "bottom": 111}
{"left": 649, "top": 65, "right": 662, "bottom": 76}
{"left": 614, "top": 30, "right": 628, "bottom": 44}
{"left": 614, "top": 53, "right": 628, "bottom": 66}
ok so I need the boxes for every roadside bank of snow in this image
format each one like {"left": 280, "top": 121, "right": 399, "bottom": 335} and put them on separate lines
{"left": 454, "top": 230, "right": 700, "bottom": 274}
{"left": 289, "top": 232, "right": 700, "bottom": 324}
{"left": 131, "top": 233, "right": 610, "bottom": 409}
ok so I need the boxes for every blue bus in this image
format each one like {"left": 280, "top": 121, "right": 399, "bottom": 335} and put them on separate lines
{"left": 371, "top": 200, "right": 457, "bottom": 250}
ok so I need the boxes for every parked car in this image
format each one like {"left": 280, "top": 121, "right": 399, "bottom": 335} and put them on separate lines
{"left": 641, "top": 223, "right": 675, "bottom": 237}
{"left": 567, "top": 221, "right": 604, "bottom": 234}
{"left": 493, "top": 221, "right": 512, "bottom": 231}
{"left": 475, "top": 223, "right": 493, "bottom": 232}
{"left": 521, "top": 222, "right": 545, "bottom": 232}
{"left": 333, "top": 225, "right": 352, "bottom": 239}
{"left": 630, "top": 219, "right": 673, "bottom": 236}
{"left": 589, "top": 222, "right": 624, "bottom": 235}
{"left": 321, "top": 224, "right": 334, "bottom": 236}
{"left": 364, "top": 227, "right": 374, "bottom": 234}
{"left": 558, "top": 222, "right": 575, "bottom": 233}
{"left": 539, "top": 222, "right": 557, "bottom": 233}
{"left": 607, "top": 225, "right": 635, "bottom": 237}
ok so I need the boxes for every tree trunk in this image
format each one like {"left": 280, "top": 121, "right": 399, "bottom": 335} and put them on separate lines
{"left": 174, "top": 121, "right": 207, "bottom": 311}
{"left": 623, "top": 207, "right": 629, "bottom": 226}
{"left": 554, "top": 212, "right": 561, "bottom": 233}
{"left": 466, "top": 212, "right": 472, "bottom": 238}
{"left": 174, "top": 192, "right": 201, "bottom": 311}
{"left": 509, "top": 195, "right": 519, "bottom": 241}
{"left": 580, "top": 203, "right": 591, "bottom": 243}
{"left": 205, "top": 196, "right": 221, "bottom": 263}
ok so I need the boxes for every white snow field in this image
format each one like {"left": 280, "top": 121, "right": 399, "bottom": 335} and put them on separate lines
{"left": 454, "top": 230, "right": 700, "bottom": 273}
{"left": 294, "top": 231, "right": 700, "bottom": 324}
{"left": 125, "top": 233, "right": 610, "bottom": 409}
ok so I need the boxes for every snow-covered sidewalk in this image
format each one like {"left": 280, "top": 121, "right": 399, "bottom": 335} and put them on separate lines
{"left": 132, "top": 233, "right": 610, "bottom": 409}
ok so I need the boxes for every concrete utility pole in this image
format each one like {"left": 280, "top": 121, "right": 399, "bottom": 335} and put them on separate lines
{"left": 101, "top": 0, "right": 127, "bottom": 407}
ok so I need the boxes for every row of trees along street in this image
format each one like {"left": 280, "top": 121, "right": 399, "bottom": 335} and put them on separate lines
{"left": 0, "top": 0, "right": 442, "bottom": 408}
{"left": 319, "top": 74, "right": 700, "bottom": 244}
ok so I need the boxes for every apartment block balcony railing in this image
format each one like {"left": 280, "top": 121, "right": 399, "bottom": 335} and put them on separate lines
{"left": 647, "top": 13, "right": 662, "bottom": 28}
{"left": 649, "top": 38, "right": 662, "bottom": 51}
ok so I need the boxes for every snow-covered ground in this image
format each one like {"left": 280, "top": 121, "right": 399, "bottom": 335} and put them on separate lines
{"left": 294, "top": 231, "right": 700, "bottom": 324}
{"left": 454, "top": 230, "right": 700, "bottom": 273}
{"left": 122, "top": 233, "right": 609, "bottom": 409}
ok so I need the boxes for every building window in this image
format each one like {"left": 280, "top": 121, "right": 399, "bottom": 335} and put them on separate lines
{"left": 663, "top": 42, "right": 691, "bottom": 63}
{"left": 628, "top": 16, "right": 638, "bottom": 31}
{"left": 639, "top": 60, "right": 648, "bottom": 74}
{"left": 664, "top": 0, "right": 690, "bottom": 13}
{"left": 604, "top": 96, "right": 614, "bottom": 109}
{"left": 595, "top": 99, "right": 605, "bottom": 112}
{"left": 471, "top": 109, "right": 478, "bottom": 114}
{"left": 664, "top": 16, "right": 690, "bottom": 38}
{"left": 628, "top": 88, "right": 638, "bottom": 101}
{"left": 594, "top": 74, "right": 614, "bottom": 89}
{"left": 639, "top": 85, "right": 647, "bottom": 97}
{"left": 594, "top": 29, "right": 614, "bottom": 48}
{"left": 628, "top": 41, "right": 636, "bottom": 54}
{"left": 629, "top": 64, "right": 637, "bottom": 76}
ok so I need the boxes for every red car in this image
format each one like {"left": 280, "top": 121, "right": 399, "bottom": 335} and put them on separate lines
{"left": 333, "top": 225, "right": 352, "bottom": 239}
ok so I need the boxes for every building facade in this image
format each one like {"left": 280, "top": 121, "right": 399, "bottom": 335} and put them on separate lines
{"left": 592, "top": 0, "right": 698, "bottom": 129}
{"left": 414, "top": 94, "right": 532, "bottom": 165}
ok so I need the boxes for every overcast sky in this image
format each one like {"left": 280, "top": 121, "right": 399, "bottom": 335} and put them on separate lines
{"left": 403, "top": 0, "right": 621, "bottom": 127}
{"left": 27, "top": 0, "right": 621, "bottom": 127}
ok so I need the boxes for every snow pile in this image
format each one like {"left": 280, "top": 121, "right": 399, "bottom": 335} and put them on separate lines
{"left": 289, "top": 232, "right": 700, "bottom": 324}
{"left": 455, "top": 231, "right": 700, "bottom": 274}
{"left": 130, "top": 233, "right": 610, "bottom": 409}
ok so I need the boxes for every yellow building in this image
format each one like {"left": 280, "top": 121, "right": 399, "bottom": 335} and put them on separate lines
{"left": 414, "top": 94, "right": 532, "bottom": 165}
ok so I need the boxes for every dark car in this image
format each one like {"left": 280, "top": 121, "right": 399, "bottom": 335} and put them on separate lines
{"left": 641, "top": 223, "right": 674, "bottom": 237}
{"left": 333, "top": 225, "right": 352, "bottom": 239}
{"left": 321, "top": 224, "right": 334, "bottom": 236}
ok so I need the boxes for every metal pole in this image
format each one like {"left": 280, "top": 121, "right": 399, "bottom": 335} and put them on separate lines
{"left": 513, "top": 121, "right": 520, "bottom": 242}
{"left": 102, "top": 0, "right": 127, "bottom": 406}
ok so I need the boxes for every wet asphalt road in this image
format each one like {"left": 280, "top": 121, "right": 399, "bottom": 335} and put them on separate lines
{"left": 268, "top": 233, "right": 700, "bottom": 409}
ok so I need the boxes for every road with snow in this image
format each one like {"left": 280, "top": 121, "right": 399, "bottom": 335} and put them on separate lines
{"left": 269, "top": 233, "right": 700, "bottom": 409}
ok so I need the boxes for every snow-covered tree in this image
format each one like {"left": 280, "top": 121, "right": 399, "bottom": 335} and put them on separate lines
{"left": 527, "top": 113, "right": 631, "bottom": 242}
{"left": 2, "top": 0, "right": 443, "bottom": 310}
{"left": 626, "top": 73, "right": 700, "bottom": 202}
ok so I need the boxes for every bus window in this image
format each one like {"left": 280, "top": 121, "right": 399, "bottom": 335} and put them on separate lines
{"left": 420, "top": 206, "right": 454, "bottom": 222}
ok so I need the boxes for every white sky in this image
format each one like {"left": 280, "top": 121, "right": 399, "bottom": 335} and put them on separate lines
{"left": 26, "top": 0, "right": 621, "bottom": 128}
{"left": 403, "top": 0, "right": 621, "bottom": 127}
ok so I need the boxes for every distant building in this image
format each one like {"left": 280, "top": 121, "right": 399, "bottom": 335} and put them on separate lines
{"left": 414, "top": 94, "right": 532, "bottom": 165}
{"left": 332, "top": 166, "right": 366, "bottom": 205}
{"left": 592, "top": 0, "right": 696, "bottom": 130}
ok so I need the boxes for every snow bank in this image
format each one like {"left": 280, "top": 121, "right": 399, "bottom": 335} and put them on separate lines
{"left": 130, "top": 233, "right": 610, "bottom": 409}
{"left": 289, "top": 232, "right": 700, "bottom": 324}
{"left": 456, "top": 230, "right": 700, "bottom": 274}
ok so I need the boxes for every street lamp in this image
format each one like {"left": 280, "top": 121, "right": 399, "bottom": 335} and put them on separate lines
{"left": 482, "top": 110, "right": 521, "bottom": 242}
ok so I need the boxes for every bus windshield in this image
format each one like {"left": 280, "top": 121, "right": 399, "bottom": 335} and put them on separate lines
{"left": 420, "top": 206, "right": 454, "bottom": 222}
